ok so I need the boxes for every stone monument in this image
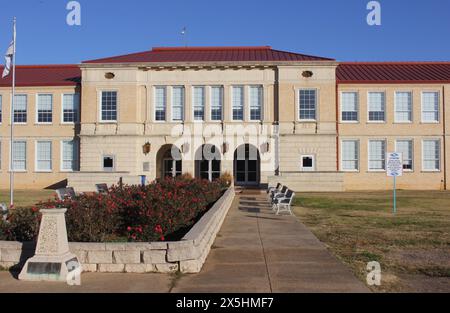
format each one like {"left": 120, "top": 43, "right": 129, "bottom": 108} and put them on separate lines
{"left": 19, "top": 209, "right": 81, "bottom": 283}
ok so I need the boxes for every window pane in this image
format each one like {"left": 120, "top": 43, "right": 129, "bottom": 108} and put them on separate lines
{"left": 368, "top": 92, "right": 385, "bottom": 121}
{"left": 369, "top": 140, "right": 386, "bottom": 170}
{"left": 423, "top": 140, "right": 440, "bottom": 171}
{"left": 63, "top": 94, "right": 79, "bottom": 123}
{"left": 12, "top": 141, "right": 26, "bottom": 171}
{"left": 299, "top": 89, "right": 316, "bottom": 120}
{"left": 62, "top": 140, "right": 78, "bottom": 171}
{"left": 172, "top": 87, "right": 184, "bottom": 121}
{"left": 342, "top": 140, "right": 359, "bottom": 170}
{"left": 14, "top": 95, "right": 27, "bottom": 123}
{"left": 341, "top": 92, "right": 358, "bottom": 121}
{"left": 422, "top": 92, "right": 439, "bottom": 122}
{"left": 37, "top": 94, "right": 53, "bottom": 123}
{"left": 155, "top": 87, "right": 166, "bottom": 121}
{"left": 210, "top": 86, "right": 223, "bottom": 121}
{"left": 249, "top": 86, "right": 262, "bottom": 121}
{"left": 193, "top": 87, "right": 205, "bottom": 121}
{"left": 101, "top": 91, "right": 117, "bottom": 121}
{"left": 395, "top": 92, "right": 412, "bottom": 122}
{"left": 232, "top": 86, "right": 244, "bottom": 121}
{"left": 36, "top": 141, "right": 52, "bottom": 171}
{"left": 396, "top": 140, "right": 413, "bottom": 170}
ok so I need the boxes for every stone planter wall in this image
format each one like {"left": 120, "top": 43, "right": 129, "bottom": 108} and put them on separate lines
{"left": 0, "top": 187, "right": 235, "bottom": 274}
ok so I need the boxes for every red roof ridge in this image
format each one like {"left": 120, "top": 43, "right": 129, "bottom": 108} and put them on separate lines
{"left": 0, "top": 64, "right": 79, "bottom": 69}
{"left": 340, "top": 61, "right": 450, "bottom": 65}
{"left": 151, "top": 46, "right": 272, "bottom": 52}
{"left": 270, "top": 48, "right": 335, "bottom": 61}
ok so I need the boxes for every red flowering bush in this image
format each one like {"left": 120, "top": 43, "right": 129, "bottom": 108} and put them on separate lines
{"left": 0, "top": 177, "right": 226, "bottom": 243}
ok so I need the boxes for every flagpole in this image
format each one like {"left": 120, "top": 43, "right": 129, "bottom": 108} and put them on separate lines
{"left": 9, "top": 17, "right": 16, "bottom": 208}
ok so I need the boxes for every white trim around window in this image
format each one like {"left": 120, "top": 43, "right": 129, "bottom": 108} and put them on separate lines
{"left": 340, "top": 91, "right": 359, "bottom": 123}
{"left": 171, "top": 86, "right": 185, "bottom": 122}
{"left": 395, "top": 139, "right": 414, "bottom": 172}
{"left": 422, "top": 139, "right": 441, "bottom": 172}
{"left": 297, "top": 88, "right": 319, "bottom": 122}
{"left": 35, "top": 94, "right": 53, "bottom": 125}
{"left": 394, "top": 91, "right": 413, "bottom": 123}
{"left": 61, "top": 93, "right": 80, "bottom": 124}
{"left": 231, "top": 85, "right": 245, "bottom": 122}
{"left": 248, "top": 85, "right": 263, "bottom": 122}
{"left": 35, "top": 140, "right": 53, "bottom": 172}
{"left": 98, "top": 90, "right": 118, "bottom": 123}
{"left": 421, "top": 91, "right": 440, "bottom": 123}
{"left": 300, "top": 154, "right": 315, "bottom": 172}
{"left": 340, "top": 139, "right": 360, "bottom": 172}
{"left": 367, "top": 139, "right": 387, "bottom": 172}
{"left": 367, "top": 91, "right": 386, "bottom": 123}
{"left": 60, "top": 139, "right": 79, "bottom": 172}
{"left": 10, "top": 140, "right": 27, "bottom": 172}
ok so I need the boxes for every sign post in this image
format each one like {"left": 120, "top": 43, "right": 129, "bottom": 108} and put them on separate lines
{"left": 386, "top": 152, "right": 403, "bottom": 214}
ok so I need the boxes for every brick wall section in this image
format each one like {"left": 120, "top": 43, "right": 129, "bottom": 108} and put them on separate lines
{"left": 0, "top": 187, "right": 235, "bottom": 273}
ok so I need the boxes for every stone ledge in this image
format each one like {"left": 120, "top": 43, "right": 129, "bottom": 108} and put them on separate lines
{"left": 0, "top": 186, "right": 235, "bottom": 273}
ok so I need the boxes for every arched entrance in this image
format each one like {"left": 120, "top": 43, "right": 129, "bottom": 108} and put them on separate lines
{"left": 195, "top": 144, "right": 221, "bottom": 181}
{"left": 234, "top": 144, "right": 260, "bottom": 186}
{"left": 156, "top": 145, "right": 182, "bottom": 178}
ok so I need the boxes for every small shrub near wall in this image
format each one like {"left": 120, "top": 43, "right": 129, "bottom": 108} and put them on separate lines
{"left": 0, "top": 177, "right": 230, "bottom": 243}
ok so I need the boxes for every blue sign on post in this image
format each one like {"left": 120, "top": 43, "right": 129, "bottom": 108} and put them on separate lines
{"left": 386, "top": 152, "right": 403, "bottom": 214}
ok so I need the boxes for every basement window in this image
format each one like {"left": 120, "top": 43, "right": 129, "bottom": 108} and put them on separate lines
{"left": 103, "top": 155, "right": 115, "bottom": 172}
{"left": 301, "top": 155, "right": 315, "bottom": 172}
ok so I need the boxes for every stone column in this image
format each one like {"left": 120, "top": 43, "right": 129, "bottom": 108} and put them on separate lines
{"left": 19, "top": 209, "right": 81, "bottom": 283}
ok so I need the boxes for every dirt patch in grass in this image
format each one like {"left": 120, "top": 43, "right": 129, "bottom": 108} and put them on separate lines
{"left": 293, "top": 190, "right": 450, "bottom": 293}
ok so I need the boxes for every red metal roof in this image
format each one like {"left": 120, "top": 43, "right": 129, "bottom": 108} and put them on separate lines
{"left": 83, "top": 46, "right": 335, "bottom": 64}
{"left": 337, "top": 62, "right": 450, "bottom": 84}
{"left": 0, "top": 65, "right": 80, "bottom": 87}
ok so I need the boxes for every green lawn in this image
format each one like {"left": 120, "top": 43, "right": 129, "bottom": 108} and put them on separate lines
{"left": 0, "top": 190, "right": 55, "bottom": 208}
{"left": 293, "top": 190, "right": 450, "bottom": 292}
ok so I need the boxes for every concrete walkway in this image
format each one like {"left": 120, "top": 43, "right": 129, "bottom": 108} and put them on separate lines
{"left": 0, "top": 189, "right": 368, "bottom": 293}
{"left": 172, "top": 189, "right": 369, "bottom": 293}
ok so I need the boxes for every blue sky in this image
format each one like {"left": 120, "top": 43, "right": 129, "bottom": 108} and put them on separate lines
{"left": 0, "top": 0, "right": 449, "bottom": 64}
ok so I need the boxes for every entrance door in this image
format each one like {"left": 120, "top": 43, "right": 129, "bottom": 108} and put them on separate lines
{"left": 163, "top": 159, "right": 182, "bottom": 178}
{"left": 234, "top": 144, "right": 260, "bottom": 186}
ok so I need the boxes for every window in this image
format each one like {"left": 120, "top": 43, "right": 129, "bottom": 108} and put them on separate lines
{"left": 193, "top": 87, "right": 205, "bottom": 121}
{"left": 61, "top": 140, "right": 78, "bottom": 171}
{"left": 172, "top": 86, "right": 184, "bottom": 121}
{"left": 36, "top": 141, "right": 52, "bottom": 171}
{"left": 154, "top": 87, "right": 166, "bottom": 121}
{"left": 396, "top": 140, "right": 413, "bottom": 171}
{"left": 368, "top": 140, "right": 386, "bottom": 171}
{"left": 100, "top": 91, "right": 117, "bottom": 122}
{"left": 62, "top": 94, "right": 79, "bottom": 123}
{"left": 37, "top": 94, "right": 53, "bottom": 123}
{"left": 422, "top": 140, "right": 440, "bottom": 171}
{"left": 368, "top": 92, "right": 385, "bottom": 122}
{"left": 299, "top": 89, "right": 317, "bottom": 120}
{"left": 341, "top": 92, "right": 358, "bottom": 122}
{"left": 210, "top": 86, "right": 223, "bottom": 121}
{"left": 11, "top": 141, "right": 26, "bottom": 171}
{"left": 395, "top": 92, "right": 412, "bottom": 122}
{"left": 301, "top": 155, "right": 315, "bottom": 171}
{"left": 232, "top": 86, "right": 244, "bottom": 121}
{"left": 422, "top": 92, "right": 439, "bottom": 123}
{"left": 249, "top": 86, "right": 263, "bottom": 121}
{"left": 0, "top": 95, "right": 2, "bottom": 123}
{"left": 14, "top": 95, "right": 27, "bottom": 123}
{"left": 341, "top": 140, "right": 359, "bottom": 171}
{"left": 103, "top": 155, "right": 115, "bottom": 171}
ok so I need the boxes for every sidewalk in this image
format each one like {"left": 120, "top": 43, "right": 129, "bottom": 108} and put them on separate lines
{"left": 172, "top": 190, "right": 369, "bottom": 293}
{"left": 0, "top": 190, "right": 368, "bottom": 293}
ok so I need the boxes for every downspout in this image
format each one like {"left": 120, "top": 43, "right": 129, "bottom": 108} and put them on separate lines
{"left": 335, "top": 81, "right": 340, "bottom": 172}
{"left": 443, "top": 85, "right": 447, "bottom": 190}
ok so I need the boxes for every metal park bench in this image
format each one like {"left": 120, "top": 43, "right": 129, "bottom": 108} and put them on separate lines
{"left": 274, "top": 189, "right": 295, "bottom": 216}
{"left": 56, "top": 187, "right": 77, "bottom": 201}
{"left": 95, "top": 184, "right": 109, "bottom": 195}
{"left": 267, "top": 183, "right": 282, "bottom": 197}
{"left": 271, "top": 185, "right": 288, "bottom": 207}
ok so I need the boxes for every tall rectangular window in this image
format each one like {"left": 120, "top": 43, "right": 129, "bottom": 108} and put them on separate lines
{"left": 341, "top": 92, "right": 358, "bottom": 122}
{"left": 63, "top": 94, "right": 79, "bottom": 123}
{"left": 14, "top": 94, "right": 27, "bottom": 123}
{"left": 171, "top": 86, "right": 184, "bottom": 121}
{"left": 422, "top": 92, "right": 439, "bottom": 122}
{"left": 0, "top": 95, "right": 2, "bottom": 123}
{"left": 36, "top": 141, "right": 52, "bottom": 171}
{"left": 61, "top": 140, "right": 78, "bottom": 171}
{"left": 210, "top": 86, "right": 223, "bottom": 121}
{"left": 12, "top": 140, "right": 26, "bottom": 171}
{"left": 193, "top": 86, "right": 205, "bottom": 121}
{"left": 368, "top": 92, "right": 385, "bottom": 122}
{"left": 395, "top": 92, "right": 412, "bottom": 122}
{"left": 232, "top": 86, "right": 244, "bottom": 121}
{"left": 154, "top": 87, "right": 166, "bottom": 121}
{"left": 422, "top": 140, "right": 440, "bottom": 171}
{"left": 37, "top": 94, "right": 53, "bottom": 123}
{"left": 299, "top": 89, "right": 317, "bottom": 120}
{"left": 101, "top": 91, "right": 117, "bottom": 122}
{"left": 249, "top": 86, "right": 263, "bottom": 121}
{"left": 368, "top": 140, "right": 386, "bottom": 171}
{"left": 396, "top": 140, "right": 413, "bottom": 171}
{"left": 341, "top": 140, "right": 359, "bottom": 171}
